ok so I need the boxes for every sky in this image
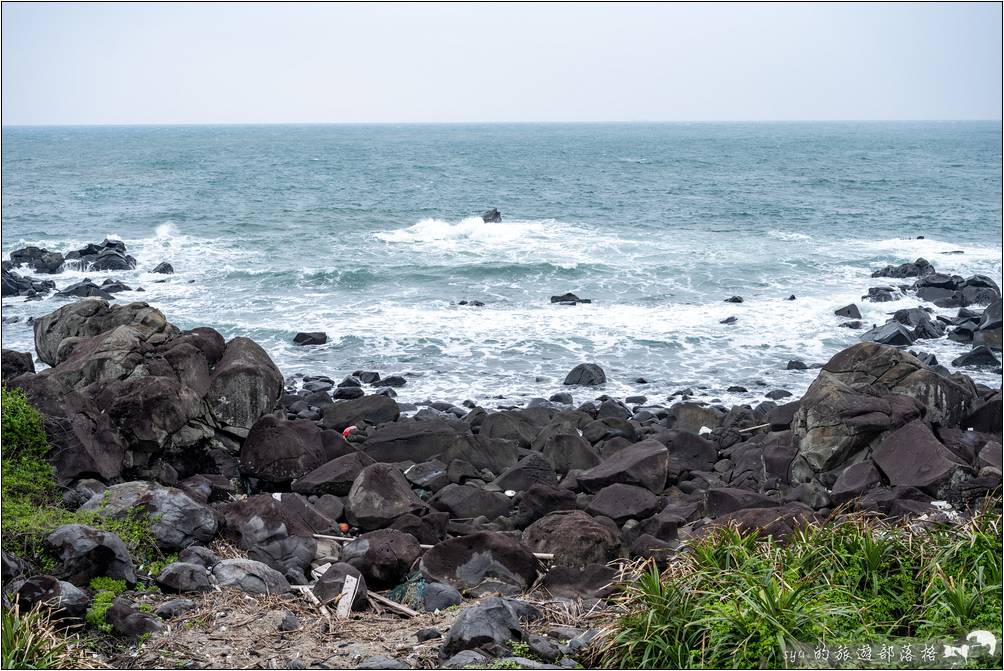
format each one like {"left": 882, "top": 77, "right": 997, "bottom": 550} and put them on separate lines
{"left": 1, "top": 2, "right": 1001, "bottom": 124}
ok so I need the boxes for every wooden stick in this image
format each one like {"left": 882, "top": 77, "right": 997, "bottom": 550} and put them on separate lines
{"left": 290, "top": 584, "right": 332, "bottom": 621}
{"left": 367, "top": 592, "right": 419, "bottom": 618}
{"left": 738, "top": 423, "right": 771, "bottom": 433}
{"left": 334, "top": 574, "right": 358, "bottom": 621}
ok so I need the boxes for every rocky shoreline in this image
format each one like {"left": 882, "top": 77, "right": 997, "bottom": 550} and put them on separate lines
{"left": 1, "top": 241, "right": 1002, "bottom": 669}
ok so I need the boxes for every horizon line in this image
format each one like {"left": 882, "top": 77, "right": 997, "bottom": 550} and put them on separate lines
{"left": 2, "top": 118, "right": 1002, "bottom": 129}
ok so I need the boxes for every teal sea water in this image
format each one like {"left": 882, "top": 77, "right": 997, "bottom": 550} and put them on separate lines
{"left": 2, "top": 122, "right": 1002, "bottom": 403}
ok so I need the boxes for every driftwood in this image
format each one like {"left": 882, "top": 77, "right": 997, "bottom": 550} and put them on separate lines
{"left": 738, "top": 423, "right": 771, "bottom": 433}
{"left": 290, "top": 584, "right": 332, "bottom": 622}
{"left": 367, "top": 592, "right": 419, "bottom": 618}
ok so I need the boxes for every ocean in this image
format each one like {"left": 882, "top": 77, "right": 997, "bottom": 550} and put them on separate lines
{"left": 2, "top": 122, "right": 1002, "bottom": 406}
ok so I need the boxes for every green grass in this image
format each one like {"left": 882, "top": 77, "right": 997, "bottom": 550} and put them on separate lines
{"left": 1, "top": 388, "right": 165, "bottom": 572}
{"left": 596, "top": 505, "right": 1003, "bottom": 669}
{"left": 1, "top": 603, "right": 97, "bottom": 669}
{"left": 84, "top": 591, "right": 116, "bottom": 635}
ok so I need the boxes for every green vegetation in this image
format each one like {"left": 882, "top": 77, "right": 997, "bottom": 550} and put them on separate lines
{"left": 1, "top": 603, "right": 95, "bottom": 669}
{"left": 596, "top": 506, "right": 1003, "bottom": 669}
{"left": 1, "top": 387, "right": 164, "bottom": 569}
{"left": 87, "top": 577, "right": 126, "bottom": 596}
{"left": 84, "top": 591, "right": 117, "bottom": 634}
{"left": 509, "top": 642, "right": 532, "bottom": 658}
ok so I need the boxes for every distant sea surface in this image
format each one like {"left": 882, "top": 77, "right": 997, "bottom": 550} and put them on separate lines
{"left": 2, "top": 122, "right": 1002, "bottom": 404}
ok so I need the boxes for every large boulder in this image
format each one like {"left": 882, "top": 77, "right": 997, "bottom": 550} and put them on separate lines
{"left": 420, "top": 532, "right": 539, "bottom": 592}
{"left": 1, "top": 349, "right": 35, "bottom": 381}
{"left": 563, "top": 363, "right": 606, "bottom": 386}
{"left": 441, "top": 597, "right": 523, "bottom": 658}
{"left": 577, "top": 439, "right": 669, "bottom": 494}
{"left": 341, "top": 529, "right": 422, "bottom": 588}
{"left": 321, "top": 395, "right": 400, "bottom": 432}
{"left": 1, "top": 267, "right": 56, "bottom": 297}
{"left": 871, "top": 420, "right": 966, "bottom": 491}
{"left": 292, "top": 451, "right": 375, "bottom": 496}
{"left": 80, "top": 481, "right": 217, "bottom": 551}
{"left": 33, "top": 299, "right": 177, "bottom": 367}
{"left": 491, "top": 453, "right": 557, "bottom": 492}
{"left": 429, "top": 484, "right": 512, "bottom": 520}
{"left": 155, "top": 562, "right": 212, "bottom": 593}
{"left": 240, "top": 415, "right": 328, "bottom": 486}
{"left": 521, "top": 511, "right": 621, "bottom": 568}
{"left": 219, "top": 493, "right": 338, "bottom": 550}
{"left": 205, "top": 337, "right": 282, "bottom": 433}
{"left": 8, "top": 575, "right": 89, "bottom": 619}
{"left": 793, "top": 343, "right": 975, "bottom": 472}
{"left": 871, "top": 258, "right": 933, "bottom": 279}
{"left": 211, "top": 558, "right": 290, "bottom": 595}
{"left": 360, "top": 421, "right": 517, "bottom": 473}
{"left": 9, "top": 246, "right": 65, "bottom": 274}
{"left": 539, "top": 431, "right": 600, "bottom": 474}
{"left": 44, "top": 525, "right": 137, "bottom": 585}
{"left": 585, "top": 483, "right": 660, "bottom": 524}
{"left": 346, "top": 463, "right": 427, "bottom": 530}
{"left": 94, "top": 375, "right": 205, "bottom": 452}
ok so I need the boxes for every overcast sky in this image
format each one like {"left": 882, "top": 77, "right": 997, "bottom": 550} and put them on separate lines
{"left": 2, "top": 2, "right": 1001, "bottom": 124}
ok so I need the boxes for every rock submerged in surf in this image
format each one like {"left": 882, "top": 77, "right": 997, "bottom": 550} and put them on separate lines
{"left": 481, "top": 208, "right": 502, "bottom": 223}
{"left": 550, "top": 293, "right": 591, "bottom": 305}
{"left": 292, "top": 332, "right": 327, "bottom": 346}
{"left": 563, "top": 363, "right": 606, "bottom": 386}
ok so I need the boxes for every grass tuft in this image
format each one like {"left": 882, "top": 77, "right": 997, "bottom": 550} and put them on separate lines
{"left": 595, "top": 506, "right": 1004, "bottom": 669}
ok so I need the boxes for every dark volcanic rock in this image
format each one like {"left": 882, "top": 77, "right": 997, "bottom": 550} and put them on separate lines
{"left": 151, "top": 262, "right": 174, "bottom": 274}
{"left": 1, "top": 349, "right": 35, "bottom": 380}
{"left": 44, "top": 524, "right": 137, "bottom": 585}
{"left": 155, "top": 562, "right": 212, "bottom": 593}
{"left": 872, "top": 258, "right": 933, "bottom": 279}
{"left": 429, "top": 483, "right": 511, "bottom": 520}
{"left": 522, "top": 510, "right": 621, "bottom": 567}
{"left": 347, "top": 463, "right": 428, "bottom": 530}
{"left": 550, "top": 292, "right": 592, "bottom": 305}
{"left": 292, "top": 332, "right": 327, "bottom": 346}
{"left": 10, "top": 246, "right": 65, "bottom": 274}
{"left": 314, "top": 562, "right": 368, "bottom": 610}
{"left": 577, "top": 439, "right": 669, "bottom": 494}
{"left": 441, "top": 597, "right": 523, "bottom": 657}
{"left": 861, "top": 321, "right": 916, "bottom": 347}
{"left": 563, "top": 363, "right": 606, "bottom": 386}
{"left": 585, "top": 483, "right": 660, "bottom": 524}
{"left": 792, "top": 342, "right": 974, "bottom": 473}
{"left": 80, "top": 481, "right": 217, "bottom": 551}
{"left": 240, "top": 415, "right": 328, "bottom": 486}
{"left": 321, "top": 394, "right": 400, "bottom": 431}
{"left": 705, "top": 487, "right": 779, "bottom": 517}
{"left": 830, "top": 462, "right": 882, "bottom": 504}
{"left": 952, "top": 345, "right": 1001, "bottom": 368}
{"left": 206, "top": 336, "right": 283, "bottom": 432}
{"left": 834, "top": 304, "right": 862, "bottom": 319}
{"left": 872, "top": 421, "right": 965, "bottom": 491}
{"left": 481, "top": 208, "right": 503, "bottom": 223}
{"left": 211, "top": 558, "right": 290, "bottom": 595}
{"left": 342, "top": 529, "right": 422, "bottom": 588}
{"left": 56, "top": 279, "right": 115, "bottom": 300}
{"left": 292, "top": 451, "right": 375, "bottom": 496}
{"left": 492, "top": 453, "right": 558, "bottom": 492}
{"left": 421, "top": 532, "right": 539, "bottom": 592}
